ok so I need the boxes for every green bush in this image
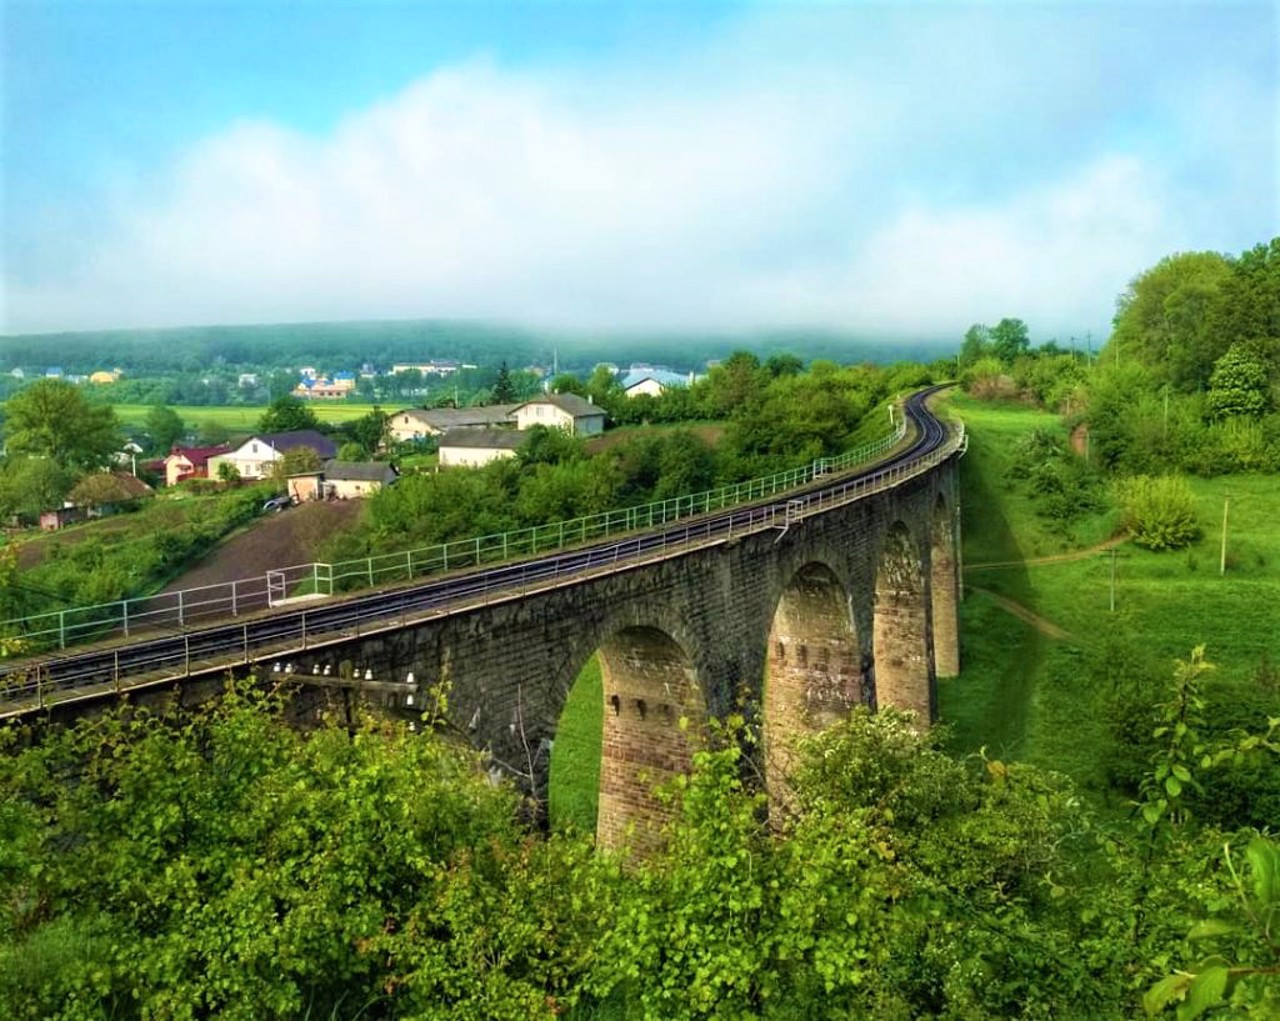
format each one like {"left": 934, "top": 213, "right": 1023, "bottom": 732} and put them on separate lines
{"left": 1117, "top": 474, "right": 1201, "bottom": 550}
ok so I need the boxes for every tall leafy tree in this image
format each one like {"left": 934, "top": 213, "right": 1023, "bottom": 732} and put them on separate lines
{"left": 258, "top": 395, "right": 320, "bottom": 434}
{"left": 0, "top": 456, "right": 77, "bottom": 518}
{"left": 1108, "top": 250, "right": 1232, "bottom": 390}
{"left": 144, "top": 404, "right": 185, "bottom": 454}
{"left": 2, "top": 379, "right": 121, "bottom": 470}
{"left": 959, "top": 323, "right": 991, "bottom": 367}
{"left": 989, "top": 317, "right": 1031, "bottom": 363}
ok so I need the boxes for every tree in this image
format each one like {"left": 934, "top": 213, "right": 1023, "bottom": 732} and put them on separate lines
{"left": 704, "top": 351, "right": 764, "bottom": 418}
{"left": 144, "top": 405, "right": 185, "bottom": 454}
{"left": 349, "top": 408, "right": 388, "bottom": 455}
{"left": 1108, "top": 250, "right": 1232, "bottom": 390}
{"left": 258, "top": 395, "right": 319, "bottom": 434}
{"left": 215, "top": 461, "right": 241, "bottom": 484}
{"left": 197, "top": 420, "right": 232, "bottom": 446}
{"left": 492, "top": 361, "right": 518, "bottom": 404}
{"left": 1208, "top": 343, "right": 1272, "bottom": 419}
{"left": 0, "top": 457, "right": 76, "bottom": 518}
{"left": 959, "top": 323, "right": 991, "bottom": 368}
{"left": 269, "top": 446, "right": 324, "bottom": 482}
{"left": 989, "top": 317, "right": 1031, "bottom": 363}
{"left": 2, "top": 379, "right": 121, "bottom": 470}
{"left": 548, "top": 373, "right": 587, "bottom": 397}
{"left": 585, "top": 365, "right": 621, "bottom": 407}
{"left": 764, "top": 353, "right": 804, "bottom": 378}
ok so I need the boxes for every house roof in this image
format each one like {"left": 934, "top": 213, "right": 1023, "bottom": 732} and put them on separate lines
{"left": 439, "top": 428, "right": 527, "bottom": 451}
{"left": 620, "top": 368, "right": 689, "bottom": 391}
{"left": 513, "top": 393, "right": 605, "bottom": 419}
{"left": 107, "top": 472, "right": 155, "bottom": 499}
{"left": 394, "top": 405, "right": 518, "bottom": 432}
{"left": 323, "top": 460, "right": 399, "bottom": 483}
{"left": 254, "top": 430, "right": 338, "bottom": 458}
{"left": 168, "top": 444, "right": 231, "bottom": 468}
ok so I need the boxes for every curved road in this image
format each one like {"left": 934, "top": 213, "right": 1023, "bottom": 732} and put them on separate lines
{"left": 2, "top": 386, "right": 957, "bottom": 714}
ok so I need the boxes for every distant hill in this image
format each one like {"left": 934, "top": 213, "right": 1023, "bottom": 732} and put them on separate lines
{"left": 0, "top": 318, "right": 953, "bottom": 374}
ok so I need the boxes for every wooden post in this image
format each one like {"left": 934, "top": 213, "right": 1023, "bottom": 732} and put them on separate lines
{"left": 1220, "top": 494, "right": 1230, "bottom": 576}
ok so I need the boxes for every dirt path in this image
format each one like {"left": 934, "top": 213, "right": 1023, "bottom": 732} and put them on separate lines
{"left": 967, "top": 586, "right": 1074, "bottom": 641}
{"left": 157, "top": 500, "right": 364, "bottom": 593}
{"left": 964, "top": 534, "right": 1127, "bottom": 572}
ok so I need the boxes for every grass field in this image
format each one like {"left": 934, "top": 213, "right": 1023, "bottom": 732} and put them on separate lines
{"left": 548, "top": 655, "right": 602, "bottom": 833}
{"left": 937, "top": 393, "right": 1280, "bottom": 791}
{"left": 109, "top": 403, "right": 380, "bottom": 431}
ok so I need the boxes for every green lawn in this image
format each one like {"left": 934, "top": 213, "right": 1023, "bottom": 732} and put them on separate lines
{"left": 548, "top": 655, "right": 603, "bottom": 834}
{"left": 938, "top": 393, "right": 1280, "bottom": 791}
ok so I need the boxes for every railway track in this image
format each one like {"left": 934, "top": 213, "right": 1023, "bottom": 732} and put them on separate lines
{"left": 1, "top": 386, "right": 959, "bottom": 717}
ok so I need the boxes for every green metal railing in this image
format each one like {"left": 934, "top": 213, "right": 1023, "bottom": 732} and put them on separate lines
{"left": 3, "top": 414, "right": 909, "bottom": 651}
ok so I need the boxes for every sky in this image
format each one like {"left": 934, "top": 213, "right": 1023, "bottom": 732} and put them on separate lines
{"left": 2, "top": 0, "right": 1277, "bottom": 342}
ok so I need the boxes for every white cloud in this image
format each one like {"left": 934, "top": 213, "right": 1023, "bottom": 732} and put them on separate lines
{"left": 4, "top": 7, "right": 1273, "bottom": 339}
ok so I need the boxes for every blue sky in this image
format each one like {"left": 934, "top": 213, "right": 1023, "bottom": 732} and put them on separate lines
{"left": 2, "top": 0, "right": 1276, "bottom": 340}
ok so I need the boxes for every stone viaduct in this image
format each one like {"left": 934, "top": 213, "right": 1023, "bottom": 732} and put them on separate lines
{"left": 325, "top": 452, "right": 962, "bottom": 850}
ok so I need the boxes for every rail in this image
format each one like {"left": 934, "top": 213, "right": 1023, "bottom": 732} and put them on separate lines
{"left": 0, "top": 399, "right": 962, "bottom": 715}
{"left": 3, "top": 415, "right": 908, "bottom": 653}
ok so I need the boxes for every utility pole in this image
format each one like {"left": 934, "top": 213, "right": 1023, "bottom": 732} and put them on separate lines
{"left": 1098, "top": 548, "right": 1128, "bottom": 611}
{"left": 1220, "top": 493, "right": 1230, "bottom": 575}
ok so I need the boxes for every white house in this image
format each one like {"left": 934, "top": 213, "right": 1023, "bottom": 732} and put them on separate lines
{"left": 438, "top": 429, "right": 526, "bottom": 467}
{"left": 619, "top": 368, "right": 691, "bottom": 399}
{"left": 511, "top": 394, "right": 606, "bottom": 436}
{"left": 387, "top": 405, "right": 517, "bottom": 443}
{"left": 206, "top": 430, "right": 337, "bottom": 481}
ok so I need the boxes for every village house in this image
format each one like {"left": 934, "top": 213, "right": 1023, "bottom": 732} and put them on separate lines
{"left": 287, "top": 460, "right": 400, "bottom": 502}
{"left": 619, "top": 367, "right": 691, "bottom": 398}
{"left": 511, "top": 393, "right": 606, "bottom": 435}
{"left": 164, "top": 444, "right": 231, "bottom": 486}
{"left": 437, "top": 429, "right": 526, "bottom": 467}
{"left": 387, "top": 405, "right": 518, "bottom": 443}
{"left": 293, "top": 372, "right": 356, "bottom": 399}
{"left": 206, "top": 431, "right": 337, "bottom": 481}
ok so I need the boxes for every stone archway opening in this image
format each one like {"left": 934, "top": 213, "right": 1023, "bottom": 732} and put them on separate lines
{"left": 593, "top": 626, "right": 706, "bottom": 854}
{"left": 873, "top": 522, "right": 933, "bottom": 724}
{"left": 931, "top": 494, "right": 960, "bottom": 679}
{"left": 764, "top": 562, "right": 860, "bottom": 805}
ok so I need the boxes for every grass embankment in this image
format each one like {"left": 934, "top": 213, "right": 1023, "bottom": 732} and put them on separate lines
{"left": 6, "top": 485, "right": 274, "bottom": 625}
{"left": 939, "top": 393, "right": 1280, "bottom": 792}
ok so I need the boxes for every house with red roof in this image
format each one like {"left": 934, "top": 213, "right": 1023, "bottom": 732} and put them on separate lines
{"left": 164, "top": 444, "right": 232, "bottom": 486}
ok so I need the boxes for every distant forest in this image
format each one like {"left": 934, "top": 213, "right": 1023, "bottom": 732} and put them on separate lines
{"left": 0, "top": 319, "right": 952, "bottom": 375}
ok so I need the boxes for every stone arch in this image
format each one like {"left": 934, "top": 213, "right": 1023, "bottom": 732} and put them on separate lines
{"left": 931, "top": 492, "right": 960, "bottom": 679}
{"left": 764, "top": 561, "right": 860, "bottom": 804}
{"left": 872, "top": 520, "right": 934, "bottom": 723}
{"left": 596, "top": 625, "right": 706, "bottom": 853}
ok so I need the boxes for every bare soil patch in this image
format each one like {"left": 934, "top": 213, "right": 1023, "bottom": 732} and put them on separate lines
{"left": 157, "top": 500, "right": 364, "bottom": 593}
{"left": 967, "top": 586, "right": 1073, "bottom": 641}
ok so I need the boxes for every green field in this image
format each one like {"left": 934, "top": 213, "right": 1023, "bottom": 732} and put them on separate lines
{"left": 548, "top": 655, "right": 602, "bottom": 833}
{"left": 108, "top": 402, "right": 382, "bottom": 431}
{"left": 937, "top": 393, "right": 1280, "bottom": 789}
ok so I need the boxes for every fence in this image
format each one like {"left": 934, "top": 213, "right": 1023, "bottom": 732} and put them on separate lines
{"left": 3, "top": 416, "right": 909, "bottom": 653}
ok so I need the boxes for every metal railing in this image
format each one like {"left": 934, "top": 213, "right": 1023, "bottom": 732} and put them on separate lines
{"left": 1, "top": 419, "right": 964, "bottom": 712}
{"left": 3, "top": 416, "right": 909, "bottom": 654}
